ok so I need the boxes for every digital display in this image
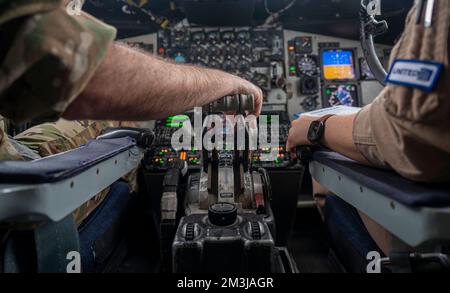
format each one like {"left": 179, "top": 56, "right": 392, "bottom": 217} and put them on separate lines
{"left": 165, "top": 115, "right": 190, "bottom": 127}
{"left": 322, "top": 49, "right": 356, "bottom": 80}
{"left": 323, "top": 84, "right": 359, "bottom": 107}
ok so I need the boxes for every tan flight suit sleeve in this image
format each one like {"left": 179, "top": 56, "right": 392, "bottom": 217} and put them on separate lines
{"left": 353, "top": 1, "right": 450, "bottom": 182}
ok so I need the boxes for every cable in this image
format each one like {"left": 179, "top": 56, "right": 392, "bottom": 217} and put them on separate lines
{"left": 264, "top": 0, "right": 297, "bottom": 16}
{"left": 264, "top": 0, "right": 297, "bottom": 15}
{"left": 117, "top": 0, "right": 172, "bottom": 28}
{"left": 262, "top": 0, "right": 298, "bottom": 25}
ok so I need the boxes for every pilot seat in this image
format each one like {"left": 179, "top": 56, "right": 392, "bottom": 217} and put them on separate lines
{"left": 309, "top": 150, "right": 450, "bottom": 273}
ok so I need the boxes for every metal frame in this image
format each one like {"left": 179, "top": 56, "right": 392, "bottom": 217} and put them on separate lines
{"left": 310, "top": 161, "right": 450, "bottom": 248}
{"left": 0, "top": 146, "right": 143, "bottom": 224}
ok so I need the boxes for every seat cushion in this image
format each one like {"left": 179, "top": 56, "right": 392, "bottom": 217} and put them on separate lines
{"left": 314, "top": 151, "right": 450, "bottom": 208}
{"left": 0, "top": 137, "right": 135, "bottom": 184}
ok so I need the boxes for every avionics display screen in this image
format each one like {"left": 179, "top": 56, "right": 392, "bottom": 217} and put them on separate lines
{"left": 322, "top": 49, "right": 356, "bottom": 80}
{"left": 165, "top": 115, "right": 190, "bottom": 127}
{"left": 323, "top": 84, "right": 359, "bottom": 107}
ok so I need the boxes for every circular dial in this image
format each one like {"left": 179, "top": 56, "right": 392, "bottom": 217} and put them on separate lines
{"left": 209, "top": 59, "right": 221, "bottom": 69}
{"left": 222, "top": 60, "right": 236, "bottom": 72}
{"left": 223, "top": 46, "right": 237, "bottom": 57}
{"left": 206, "top": 31, "right": 220, "bottom": 43}
{"left": 221, "top": 31, "right": 235, "bottom": 43}
{"left": 297, "top": 55, "right": 318, "bottom": 76}
{"left": 191, "top": 31, "right": 205, "bottom": 44}
{"left": 236, "top": 31, "right": 251, "bottom": 44}
{"left": 208, "top": 203, "right": 237, "bottom": 226}
{"left": 237, "top": 60, "right": 251, "bottom": 72}
{"left": 238, "top": 44, "right": 252, "bottom": 56}
{"left": 301, "top": 96, "right": 319, "bottom": 111}
{"left": 192, "top": 55, "right": 208, "bottom": 67}
{"left": 191, "top": 46, "right": 206, "bottom": 57}
{"left": 252, "top": 51, "right": 262, "bottom": 63}
{"left": 327, "top": 85, "right": 357, "bottom": 106}
{"left": 296, "top": 37, "right": 313, "bottom": 54}
{"left": 208, "top": 45, "right": 222, "bottom": 56}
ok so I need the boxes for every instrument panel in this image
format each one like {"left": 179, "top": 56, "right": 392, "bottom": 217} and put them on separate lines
{"left": 121, "top": 28, "right": 391, "bottom": 119}
{"left": 285, "top": 30, "right": 390, "bottom": 117}
{"left": 157, "top": 27, "right": 286, "bottom": 100}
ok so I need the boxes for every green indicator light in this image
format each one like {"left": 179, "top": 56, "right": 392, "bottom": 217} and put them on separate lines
{"left": 166, "top": 115, "right": 189, "bottom": 127}
{"left": 289, "top": 66, "right": 296, "bottom": 71}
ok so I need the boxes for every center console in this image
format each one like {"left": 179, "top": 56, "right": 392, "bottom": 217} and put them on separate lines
{"left": 142, "top": 95, "right": 301, "bottom": 273}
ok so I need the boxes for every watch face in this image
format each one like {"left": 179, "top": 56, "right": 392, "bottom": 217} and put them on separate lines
{"left": 308, "top": 121, "right": 324, "bottom": 143}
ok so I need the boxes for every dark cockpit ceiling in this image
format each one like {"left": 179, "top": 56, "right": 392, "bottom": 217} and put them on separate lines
{"left": 84, "top": 0, "right": 415, "bottom": 45}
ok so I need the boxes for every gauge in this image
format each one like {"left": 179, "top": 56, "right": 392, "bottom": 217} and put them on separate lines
{"left": 208, "top": 45, "right": 222, "bottom": 56}
{"left": 252, "top": 31, "right": 269, "bottom": 47}
{"left": 236, "top": 31, "right": 251, "bottom": 44}
{"left": 222, "top": 60, "right": 236, "bottom": 72}
{"left": 192, "top": 56, "right": 208, "bottom": 67}
{"left": 252, "top": 51, "right": 262, "bottom": 63}
{"left": 300, "top": 76, "right": 319, "bottom": 95}
{"left": 238, "top": 44, "right": 252, "bottom": 56}
{"left": 324, "top": 84, "right": 358, "bottom": 107}
{"left": 209, "top": 60, "right": 221, "bottom": 69}
{"left": 223, "top": 46, "right": 237, "bottom": 57}
{"left": 301, "top": 96, "right": 319, "bottom": 112}
{"left": 294, "top": 36, "right": 313, "bottom": 54}
{"left": 206, "top": 31, "right": 220, "bottom": 43}
{"left": 172, "top": 30, "right": 189, "bottom": 47}
{"left": 192, "top": 46, "right": 206, "bottom": 57}
{"left": 297, "top": 55, "right": 318, "bottom": 76}
{"left": 221, "top": 31, "right": 235, "bottom": 43}
{"left": 191, "top": 31, "right": 206, "bottom": 44}
{"left": 237, "top": 60, "right": 251, "bottom": 72}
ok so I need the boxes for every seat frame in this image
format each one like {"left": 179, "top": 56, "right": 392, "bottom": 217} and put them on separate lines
{"left": 310, "top": 159, "right": 450, "bottom": 248}
{"left": 0, "top": 142, "right": 142, "bottom": 224}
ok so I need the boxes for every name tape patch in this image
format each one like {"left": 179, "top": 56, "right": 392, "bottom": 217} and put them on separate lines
{"left": 386, "top": 59, "right": 443, "bottom": 92}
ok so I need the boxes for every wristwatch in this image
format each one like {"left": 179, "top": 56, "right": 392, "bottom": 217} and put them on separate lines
{"left": 307, "top": 114, "right": 336, "bottom": 145}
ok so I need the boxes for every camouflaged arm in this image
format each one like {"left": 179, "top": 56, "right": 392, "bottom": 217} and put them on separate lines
{"left": 0, "top": 2, "right": 117, "bottom": 123}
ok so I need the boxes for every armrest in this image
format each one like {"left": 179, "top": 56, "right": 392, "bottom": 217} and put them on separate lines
{"left": 0, "top": 137, "right": 143, "bottom": 224}
{"left": 309, "top": 151, "right": 450, "bottom": 248}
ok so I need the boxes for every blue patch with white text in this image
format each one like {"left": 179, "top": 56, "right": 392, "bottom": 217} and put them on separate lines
{"left": 386, "top": 59, "right": 443, "bottom": 92}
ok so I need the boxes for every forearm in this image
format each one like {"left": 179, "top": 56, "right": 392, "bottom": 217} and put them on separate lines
{"left": 63, "top": 43, "right": 256, "bottom": 120}
{"left": 322, "top": 115, "right": 370, "bottom": 164}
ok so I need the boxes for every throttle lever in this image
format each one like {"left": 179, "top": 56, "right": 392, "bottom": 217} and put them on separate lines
{"left": 97, "top": 127, "right": 155, "bottom": 149}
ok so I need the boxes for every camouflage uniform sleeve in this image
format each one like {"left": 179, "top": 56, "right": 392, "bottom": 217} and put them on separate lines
{"left": 0, "top": 1, "right": 117, "bottom": 123}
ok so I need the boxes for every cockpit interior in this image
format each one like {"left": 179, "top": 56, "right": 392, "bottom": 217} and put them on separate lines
{"left": 1, "top": 0, "right": 450, "bottom": 277}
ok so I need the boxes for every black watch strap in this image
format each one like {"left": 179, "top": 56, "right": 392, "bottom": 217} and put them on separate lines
{"left": 318, "top": 114, "right": 336, "bottom": 125}
{"left": 307, "top": 114, "right": 336, "bottom": 145}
